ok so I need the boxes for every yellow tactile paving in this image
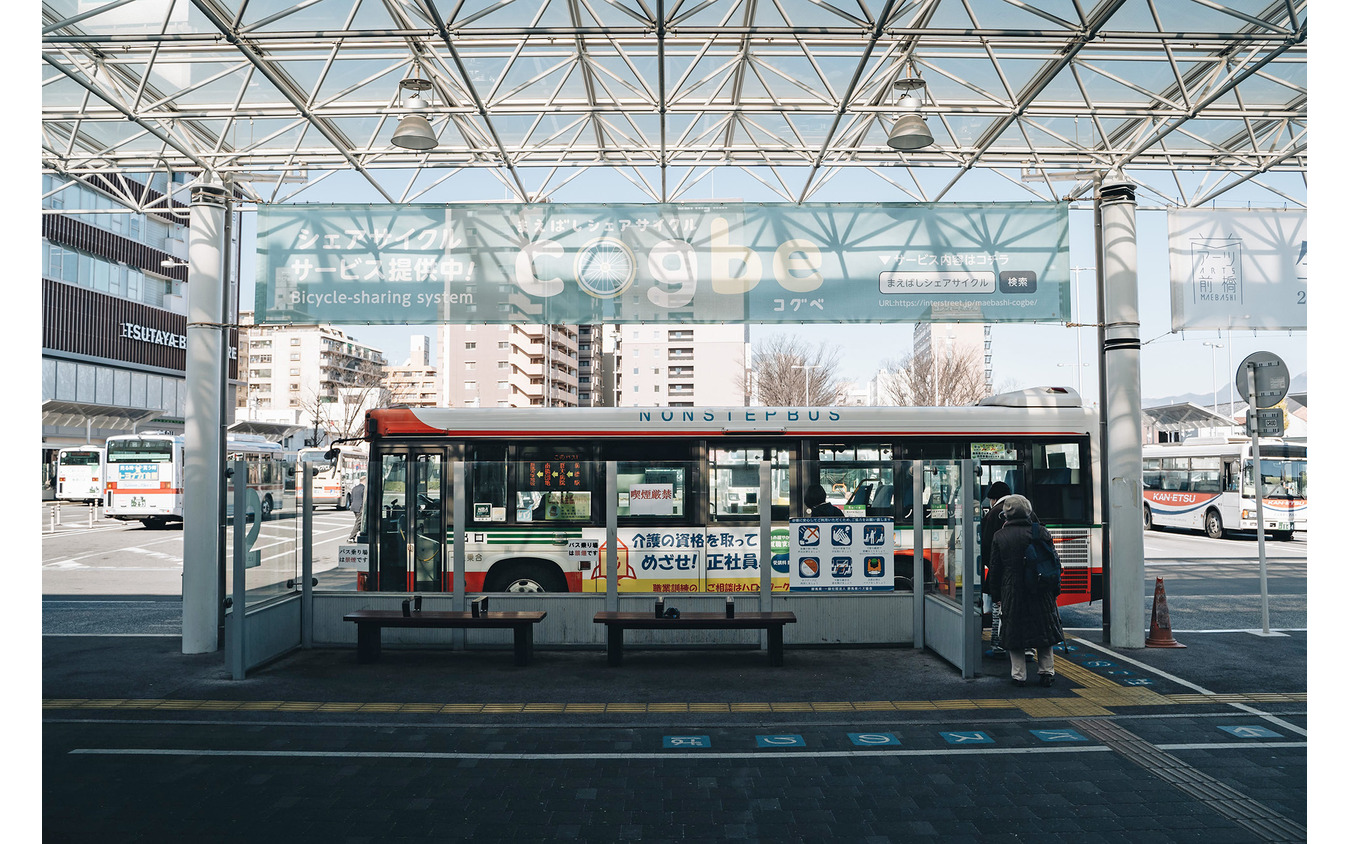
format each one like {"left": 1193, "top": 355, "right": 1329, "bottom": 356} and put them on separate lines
{"left": 40, "top": 661, "right": 1307, "bottom": 717}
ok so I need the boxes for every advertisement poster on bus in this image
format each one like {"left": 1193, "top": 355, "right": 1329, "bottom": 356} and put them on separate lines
{"left": 582, "top": 527, "right": 789, "bottom": 593}
{"left": 789, "top": 519, "right": 894, "bottom": 592}
{"left": 255, "top": 202, "right": 1069, "bottom": 326}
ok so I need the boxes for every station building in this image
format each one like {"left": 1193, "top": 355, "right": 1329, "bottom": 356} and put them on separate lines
{"left": 40, "top": 172, "right": 241, "bottom": 497}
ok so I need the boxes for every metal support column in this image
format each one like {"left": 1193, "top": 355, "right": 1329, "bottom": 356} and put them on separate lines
{"left": 452, "top": 460, "right": 467, "bottom": 649}
{"left": 605, "top": 461, "right": 618, "bottom": 612}
{"left": 1099, "top": 179, "right": 1146, "bottom": 648}
{"left": 229, "top": 462, "right": 246, "bottom": 679}
{"left": 182, "top": 180, "right": 230, "bottom": 654}
{"left": 759, "top": 458, "right": 772, "bottom": 650}
{"left": 301, "top": 466, "right": 314, "bottom": 648}
{"left": 909, "top": 460, "right": 924, "bottom": 649}
{"left": 960, "top": 460, "right": 980, "bottom": 675}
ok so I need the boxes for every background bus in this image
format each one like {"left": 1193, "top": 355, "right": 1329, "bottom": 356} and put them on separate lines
{"left": 356, "top": 387, "right": 1101, "bottom": 605}
{"left": 55, "top": 445, "right": 104, "bottom": 503}
{"left": 105, "top": 433, "right": 288, "bottom": 528}
{"left": 1142, "top": 438, "right": 1306, "bottom": 541}
{"left": 297, "top": 444, "right": 368, "bottom": 509}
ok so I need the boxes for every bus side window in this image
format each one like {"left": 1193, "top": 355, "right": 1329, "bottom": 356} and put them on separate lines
{"left": 1030, "top": 442, "right": 1086, "bottom": 522}
{"left": 468, "top": 446, "right": 508, "bottom": 523}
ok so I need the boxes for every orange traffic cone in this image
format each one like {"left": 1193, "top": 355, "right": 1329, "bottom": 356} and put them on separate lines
{"left": 1145, "top": 577, "right": 1185, "bottom": 648}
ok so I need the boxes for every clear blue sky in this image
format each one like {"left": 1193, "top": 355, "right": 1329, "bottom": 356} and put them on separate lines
{"left": 246, "top": 167, "right": 1306, "bottom": 408}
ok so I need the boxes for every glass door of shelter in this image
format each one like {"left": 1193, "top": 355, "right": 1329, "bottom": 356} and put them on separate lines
{"left": 915, "top": 459, "right": 981, "bottom": 677}
{"left": 374, "top": 449, "right": 445, "bottom": 592}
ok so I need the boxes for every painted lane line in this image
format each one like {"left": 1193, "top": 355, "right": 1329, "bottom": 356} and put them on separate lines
{"left": 67, "top": 741, "right": 1307, "bottom": 762}
{"left": 72, "top": 746, "right": 1115, "bottom": 761}
{"left": 1069, "top": 637, "right": 1308, "bottom": 737}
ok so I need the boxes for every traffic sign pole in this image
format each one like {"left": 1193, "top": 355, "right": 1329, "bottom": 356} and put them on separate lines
{"left": 1246, "top": 363, "right": 1271, "bottom": 635}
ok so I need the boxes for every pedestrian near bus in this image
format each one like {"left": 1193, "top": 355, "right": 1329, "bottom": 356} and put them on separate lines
{"left": 347, "top": 475, "right": 366, "bottom": 542}
{"left": 987, "top": 493, "right": 1065, "bottom": 687}
{"left": 980, "top": 481, "right": 1012, "bottom": 655}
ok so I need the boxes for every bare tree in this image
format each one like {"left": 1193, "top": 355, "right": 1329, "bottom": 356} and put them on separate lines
{"left": 739, "top": 334, "right": 847, "bottom": 406}
{"left": 882, "top": 343, "right": 990, "bottom": 407}
{"left": 300, "top": 358, "right": 390, "bottom": 444}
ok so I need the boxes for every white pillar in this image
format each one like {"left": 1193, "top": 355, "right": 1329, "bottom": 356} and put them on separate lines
{"left": 1099, "top": 180, "right": 1146, "bottom": 648}
{"left": 182, "top": 181, "right": 229, "bottom": 654}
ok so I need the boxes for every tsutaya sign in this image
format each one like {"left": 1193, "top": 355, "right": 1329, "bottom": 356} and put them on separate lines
{"left": 255, "top": 203, "right": 1069, "bottom": 325}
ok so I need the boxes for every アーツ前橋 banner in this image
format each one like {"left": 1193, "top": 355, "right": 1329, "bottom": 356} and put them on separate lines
{"left": 254, "top": 202, "right": 1070, "bottom": 325}
{"left": 1168, "top": 208, "right": 1307, "bottom": 331}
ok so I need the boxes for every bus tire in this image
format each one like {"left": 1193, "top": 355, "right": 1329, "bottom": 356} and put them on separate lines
{"left": 1273, "top": 529, "right": 1294, "bottom": 541}
{"left": 484, "top": 561, "right": 566, "bottom": 593}
{"left": 340, "top": 494, "right": 350, "bottom": 511}
{"left": 1143, "top": 505, "right": 1153, "bottom": 531}
{"left": 1204, "top": 509, "right": 1225, "bottom": 539}
{"left": 140, "top": 517, "right": 163, "bottom": 530}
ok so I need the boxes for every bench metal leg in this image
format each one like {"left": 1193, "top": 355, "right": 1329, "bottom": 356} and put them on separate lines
{"left": 513, "top": 624, "right": 534, "bottom": 666}
{"left": 767, "top": 625, "right": 784, "bottom": 667}
{"left": 606, "top": 625, "right": 624, "bottom": 666}
{"left": 356, "top": 623, "right": 381, "bottom": 663}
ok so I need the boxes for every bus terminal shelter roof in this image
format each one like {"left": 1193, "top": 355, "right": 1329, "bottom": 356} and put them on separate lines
{"left": 1142, "top": 400, "right": 1238, "bottom": 433}
{"left": 41, "top": 0, "right": 1307, "bottom": 209}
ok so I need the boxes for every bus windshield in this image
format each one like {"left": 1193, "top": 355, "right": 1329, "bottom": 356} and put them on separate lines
{"left": 300, "top": 451, "right": 330, "bottom": 463}
{"left": 107, "top": 440, "right": 174, "bottom": 462}
{"left": 1245, "top": 458, "right": 1307, "bottom": 499}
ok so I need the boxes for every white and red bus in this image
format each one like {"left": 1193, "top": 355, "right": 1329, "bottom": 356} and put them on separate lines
{"left": 105, "top": 433, "right": 288, "bottom": 528}
{"left": 356, "top": 387, "right": 1102, "bottom": 605}
{"left": 55, "top": 445, "right": 104, "bottom": 503}
{"left": 1142, "top": 438, "right": 1306, "bottom": 541}
{"left": 297, "top": 444, "right": 368, "bottom": 509}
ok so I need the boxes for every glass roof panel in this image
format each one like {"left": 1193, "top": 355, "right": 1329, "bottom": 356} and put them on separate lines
{"left": 40, "top": 0, "right": 1307, "bottom": 207}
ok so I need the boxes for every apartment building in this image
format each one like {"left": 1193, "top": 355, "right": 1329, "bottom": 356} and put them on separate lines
{"left": 40, "top": 172, "right": 240, "bottom": 496}
{"left": 236, "top": 314, "right": 388, "bottom": 441}
{"left": 439, "top": 324, "right": 580, "bottom": 407}
{"left": 384, "top": 335, "right": 441, "bottom": 407}
{"left": 616, "top": 324, "right": 749, "bottom": 407}
{"left": 913, "top": 322, "right": 993, "bottom": 391}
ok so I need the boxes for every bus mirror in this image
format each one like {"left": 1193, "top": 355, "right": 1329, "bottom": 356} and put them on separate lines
{"left": 324, "top": 447, "right": 340, "bottom": 461}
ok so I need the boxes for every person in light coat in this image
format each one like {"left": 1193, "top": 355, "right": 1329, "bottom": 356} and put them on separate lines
{"left": 347, "top": 475, "right": 366, "bottom": 542}
{"left": 987, "top": 494, "right": 1065, "bottom": 687}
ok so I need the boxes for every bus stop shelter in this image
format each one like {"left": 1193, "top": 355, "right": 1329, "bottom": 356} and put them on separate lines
{"left": 39, "top": 0, "right": 1307, "bottom": 661}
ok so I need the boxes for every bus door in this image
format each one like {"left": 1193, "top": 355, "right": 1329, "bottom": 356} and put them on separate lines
{"left": 374, "top": 448, "right": 446, "bottom": 592}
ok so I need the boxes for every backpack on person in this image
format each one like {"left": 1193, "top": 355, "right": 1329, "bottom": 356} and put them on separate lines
{"left": 1023, "top": 525, "right": 1062, "bottom": 596}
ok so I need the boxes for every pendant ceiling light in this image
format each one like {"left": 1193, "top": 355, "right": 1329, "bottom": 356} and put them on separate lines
{"left": 886, "top": 68, "right": 934, "bottom": 151}
{"left": 392, "top": 74, "right": 437, "bottom": 151}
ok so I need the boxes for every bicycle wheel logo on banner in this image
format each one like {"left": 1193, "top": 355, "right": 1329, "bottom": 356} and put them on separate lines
{"left": 574, "top": 237, "right": 637, "bottom": 298}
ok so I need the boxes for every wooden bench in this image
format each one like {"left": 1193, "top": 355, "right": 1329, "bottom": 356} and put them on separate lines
{"left": 593, "top": 611, "right": 797, "bottom": 667}
{"left": 343, "top": 610, "right": 547, "bottom": 666}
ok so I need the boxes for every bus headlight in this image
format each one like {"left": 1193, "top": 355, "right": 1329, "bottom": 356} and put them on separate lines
{"left": 1241, "top": 509, "right": 1251, "bottom": 519}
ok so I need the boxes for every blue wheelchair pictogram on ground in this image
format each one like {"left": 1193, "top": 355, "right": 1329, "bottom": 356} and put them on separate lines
{"left": 756, "top": 735, "right": 805, "bottom": 747}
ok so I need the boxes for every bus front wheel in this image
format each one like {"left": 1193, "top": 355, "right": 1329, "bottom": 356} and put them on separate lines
{"left": 1204, "top": 509, "right": 1225, "bottom": 539}
{"left": 485, "top": 562, "right": 566, "bottom": 593}
{"left": 1273, "top": 529, "right": 1294, "bottom": 541}
{"left": 1143, "top": 505, "right": 1153, "bottom": 531}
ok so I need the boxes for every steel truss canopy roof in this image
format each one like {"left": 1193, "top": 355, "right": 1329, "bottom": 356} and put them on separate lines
{"left": 41, "top": 0, "right": 1306, "bottom": 209}
{"left": 1142, "top": 401, "right": 1236, "bottom": 431}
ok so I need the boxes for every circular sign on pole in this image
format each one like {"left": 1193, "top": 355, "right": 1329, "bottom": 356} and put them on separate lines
{"left": 1235, "top": 351, "right": 1289, "bottom": 409}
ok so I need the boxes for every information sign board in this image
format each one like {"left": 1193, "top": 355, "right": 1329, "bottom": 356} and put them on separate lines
{"left": 788, "top": 518, "right": 893, "bottom": 592}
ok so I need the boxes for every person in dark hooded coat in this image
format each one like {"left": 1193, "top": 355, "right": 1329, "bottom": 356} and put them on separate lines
{"left": 980, "top": 480, "right": 1012, "bottom": 655}
{"left": 987, "top": 493, "right": 1065, "bottom": 687}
